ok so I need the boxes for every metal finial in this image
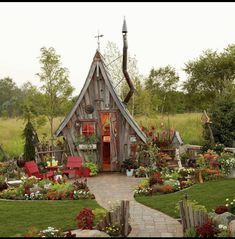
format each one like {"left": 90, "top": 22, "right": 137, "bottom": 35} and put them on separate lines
{"left": 122, "top": 17, "right": 127, "bottom": 34}
{"left": 94, "top": 31, "right": 104, "bottom": 51}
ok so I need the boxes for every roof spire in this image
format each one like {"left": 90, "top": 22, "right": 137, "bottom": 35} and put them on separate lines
{"left": 94, "top": 30, "right": 104, "bottom": 52}
{"left": 122, "top": 17, "right": 128, "bottom": 33}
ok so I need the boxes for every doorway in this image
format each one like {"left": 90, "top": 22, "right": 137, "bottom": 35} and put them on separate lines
{"left": 100, "top": 112, "right": 111, "bottom": 171}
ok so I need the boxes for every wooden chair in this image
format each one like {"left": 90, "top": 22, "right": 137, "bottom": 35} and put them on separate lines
{"left": 62, "top": 156, "right": 83, "bottom": 178}
{"left": 24, "top": 160, "right": 54, "bottom": 180}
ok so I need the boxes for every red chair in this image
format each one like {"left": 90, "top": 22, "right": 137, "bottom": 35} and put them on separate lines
{"left": 62, "top": 156, "right": 83, "bottom": 178}
{"left": 24, "top": 160, "right": 54, "bottom": 180}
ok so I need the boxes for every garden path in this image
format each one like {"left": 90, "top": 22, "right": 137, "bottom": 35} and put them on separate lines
{"left": 87, "top": 173, "right": 183, "bottom": 237}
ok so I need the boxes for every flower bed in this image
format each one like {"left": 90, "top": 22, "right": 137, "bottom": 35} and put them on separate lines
{"left": 0, "top": 176, "right": 95, "bottom": 200}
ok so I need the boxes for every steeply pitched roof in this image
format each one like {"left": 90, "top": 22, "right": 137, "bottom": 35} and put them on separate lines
{"left": 55, "top": 50, "right": 147, "bottom": 143}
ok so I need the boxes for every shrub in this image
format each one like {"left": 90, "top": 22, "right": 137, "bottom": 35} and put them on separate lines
{"left": 92, "top": 208, "right": 107, "bottom": 223}
{"left": 151, "top": 184, "right": 164, "bottom": 194}
{"left": 103, "top": 224, "right": 120, "bottom": 236}
{"left": 214, "top": 205, "right": 228, "bottom": 215}
{"left": 83, "top": 162, "right": 98, "bottom": 176}
{"left": 73, "top": 179, "right": 88, "bottom": 190}
{"left": 149, "top": 172, "right": 163, "bottom": 186}
{"left": 161, "top": 184, "right": 174, "bottom": 194}
{"left": 184, "top": 227, "right": 198, "bottom": 237}
{"left": 210, "top": 96, "right": 235, "bottom": 147}
{"left": 76, "top": 208, "right": 94, "bottom": 230}
{"left": 137, "top": 178, "right": 150, "bottom": 189}
{"left": 196, "top": 219, "right": 217, "bottom": 237}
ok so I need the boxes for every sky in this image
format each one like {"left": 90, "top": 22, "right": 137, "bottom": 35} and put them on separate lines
{"left": 1, "top": 2, "right": 235, "bottom": 95}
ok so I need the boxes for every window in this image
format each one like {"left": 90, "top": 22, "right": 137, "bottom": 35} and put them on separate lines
{"left": 81, "top": 122, "right": 95, "bottom": 137}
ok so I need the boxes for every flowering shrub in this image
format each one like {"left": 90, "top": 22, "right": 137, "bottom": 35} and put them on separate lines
{"left": 219, "top": 152, "right": 235, "bottom": 175}
{"left": 149, "top": 172, "right": 163, "bottom": 186}
{"left": 103, "top": 224, "right": 120, "bottom": 236}
{"left": 225, "top": 198, "right": 235, "bottom": 214}
{"left": 178, "top": 167, "right": 195, "bottom": 178}
{"left": 161, "top": 184, "right": 174, "bottom": 194}
{"left": 76, "top": 208, "right": 94, "bottom": 230}
{"left": 135, "top": 166, "right": 148, "bottom": 177}
{"left": 25, "top": 191, "right": 43, "bottom": 200}
{"left": 214, "top": 205, "right": 228, "bottom": 214}
{"left": 73, "top": 190, "right": 95, "bottom": 200}
{"left": 134, "top": 187, "right": 152, "bottom": 196}
{"left": 39, "top": 226, "right": 64, "bottom": 237}
{"left": 196, "top": 219, "right": 217, "bottom": 237}
{"left": 217, "top": 224, "right": 230, "bottom": 237}
{"left": 163, "top": 179, "right": 180, "bottom": 191}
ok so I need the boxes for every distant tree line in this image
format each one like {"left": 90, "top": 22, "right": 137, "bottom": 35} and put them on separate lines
{"left": 0, "top": 42, "right": 234, "bottom": 119}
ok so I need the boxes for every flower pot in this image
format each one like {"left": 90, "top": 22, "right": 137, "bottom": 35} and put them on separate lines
{"left": 126, "top": 169, "right": 134, "bottom": 176}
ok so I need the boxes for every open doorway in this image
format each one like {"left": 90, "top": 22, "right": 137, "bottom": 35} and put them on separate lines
{"left": 100, "top": 112, "right": 111, "bottom": 171}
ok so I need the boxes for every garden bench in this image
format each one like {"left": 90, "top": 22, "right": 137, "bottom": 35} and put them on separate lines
{"left": 24, "top": 160, "right": 54, "bottom": 180}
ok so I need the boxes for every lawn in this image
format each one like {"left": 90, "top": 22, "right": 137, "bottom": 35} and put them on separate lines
{"left": 0, "top": 117, "right": 63, "bottom": 157}
{"left": 135, "top": 178, "right": 235, "bottom": 218}
{"left": 0, "top": 199, "right": 103, "bottom": 237}
{"left": 0, "top": 113, "right": 203, "bottom": 157}
{"left": 136, "top": 113, "right": 203, "bottom": 145}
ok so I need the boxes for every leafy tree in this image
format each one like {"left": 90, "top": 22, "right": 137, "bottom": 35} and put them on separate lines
{"left": 0, "top": 77, "right": 22, "bottom": 117}
{"left": 144, "top": 66, "right": 180, "bottom": 114}
{"left": 103, "top": 41, "right": 143, "bottom": 116}
{"left": 209, "top": 94, "right": 235, "bottom": 147}
{"left": 183, "top": 44, "right": 235, "bottom": 110}
{"left": 23, "top": 120, "right": 38, "bottom": 161}
{"left": 36, "top": 47, "right": 74, "bottom": 146}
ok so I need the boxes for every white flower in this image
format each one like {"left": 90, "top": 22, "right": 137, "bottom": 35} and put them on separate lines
{"left": 226, "top": 198, "right": 229, "bottom": 201}
{"left": 226, "top": 204, "right": 229, "bottom": 207}
{"left": 231, "top": 202, "right": 234, "bottom": 205}
{"left": 223, "top": 225, "right": 227, "bottom": 230}
{"left": 218, "top": 225, "right": 223, "bottom": 229}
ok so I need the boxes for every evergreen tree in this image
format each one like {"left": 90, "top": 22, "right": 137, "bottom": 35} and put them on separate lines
{"left": 23, "top": 120, "right": 37, "bottom": 161}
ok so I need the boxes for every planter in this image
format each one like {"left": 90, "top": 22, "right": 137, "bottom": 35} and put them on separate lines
{"left": 78, "top": 144, "right": 97, "bottom": 150}
{"left": 126, "top": 169, "right": 134, "bottom": 177}
{"left": 54, "top": 175, "right": 63, "bottom": 181}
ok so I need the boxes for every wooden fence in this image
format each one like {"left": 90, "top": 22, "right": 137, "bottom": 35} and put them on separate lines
{"left": 179, "top": 198, "right": 208, "bottom": 233}
{"left": 96, "top": 200, "right": 130, "bottom": 237}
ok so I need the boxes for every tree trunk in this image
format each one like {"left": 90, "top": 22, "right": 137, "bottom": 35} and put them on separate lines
{"left": 49, "top": 117, "right": 54, "bottom": 157}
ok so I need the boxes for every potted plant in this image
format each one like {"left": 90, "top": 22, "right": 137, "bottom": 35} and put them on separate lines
{"left": 122, "top": 158, "right": 137, "bottom": 176}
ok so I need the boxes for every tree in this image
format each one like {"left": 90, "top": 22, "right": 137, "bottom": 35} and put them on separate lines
{"left": 0, "top": 77, "right": 22, "bottom": 117}
{"left": 144, "top": 66, "right": 180, "bottom": 114}
{"left": 209, "top": 94, "right": 235, "bottom": 147}
{"left": 183, "top": 44, "right": 235, "bottom": 110}
{"left": 36, "top": 47, "right": 74, "bottom": 147}
{"left": 103, "top": 41, "right": 144, "bottom": 116}
{"left": 23, "top": 120, "right": 37, "bottom": 161}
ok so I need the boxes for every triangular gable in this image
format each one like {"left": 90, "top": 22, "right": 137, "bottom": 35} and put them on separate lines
{"left": 55, "top": 51, "right": 147, "bottom": 143}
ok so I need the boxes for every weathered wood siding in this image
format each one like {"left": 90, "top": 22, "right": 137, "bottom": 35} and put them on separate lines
{"left": 60, "top": 59, "right": 143, "bottom": 171}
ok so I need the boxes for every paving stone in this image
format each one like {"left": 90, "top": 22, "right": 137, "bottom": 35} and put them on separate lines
{"left": 87, "top": 173, "right": 183, "bottom": 238}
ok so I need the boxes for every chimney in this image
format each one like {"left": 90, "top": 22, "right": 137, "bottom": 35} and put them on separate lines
{"left": 122, "top": 18, "right": 135, "bottom": 105}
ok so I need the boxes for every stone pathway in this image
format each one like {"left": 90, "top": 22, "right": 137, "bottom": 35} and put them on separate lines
{"left": 87, "top": 173, "right": 183, "bottom": 237}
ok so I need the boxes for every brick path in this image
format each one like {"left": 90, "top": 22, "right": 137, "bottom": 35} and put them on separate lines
{"left": 87, "top": 173, "right": 183, "bottom": 237}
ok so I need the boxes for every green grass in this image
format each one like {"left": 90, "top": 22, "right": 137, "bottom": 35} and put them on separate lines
{"left": 0, "top": 113, "right": 203, "bottom": 157}
{"left": 136, "top": 113, "right": 203, "bottom": 145}
{"left": 0, "top": 117, "right": 63, "bottom": 157}
{"left": 136, "top": 178, "right": 235, "bottom": 218}
{"left": 0, "top": 199, "right": 102, "bottom": 237}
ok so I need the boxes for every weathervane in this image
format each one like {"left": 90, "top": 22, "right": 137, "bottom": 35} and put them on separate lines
{"left": 94, "top": 31, "right": 104, "bottom": 51}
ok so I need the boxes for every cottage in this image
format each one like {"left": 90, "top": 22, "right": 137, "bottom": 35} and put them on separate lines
{"left": 55, "top": 20, "right": 146, "bottom": 172}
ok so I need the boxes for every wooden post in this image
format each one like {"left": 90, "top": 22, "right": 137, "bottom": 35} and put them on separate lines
{"left": 123, "top": 200, "right": 130, "bottom": 237}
